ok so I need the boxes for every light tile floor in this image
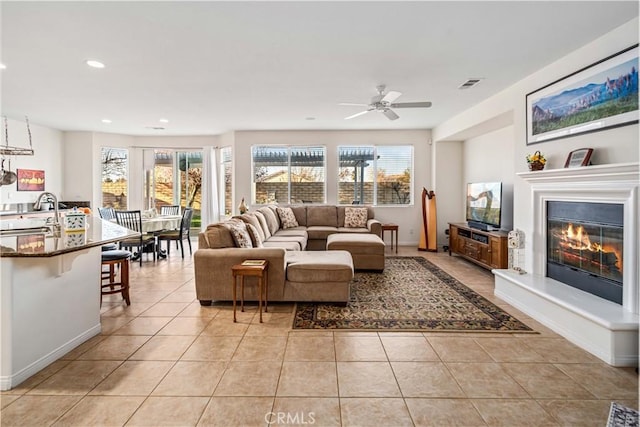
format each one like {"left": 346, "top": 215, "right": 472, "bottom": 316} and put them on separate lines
{"left": 1, "top": 243, "right": 637, "bottom": 426}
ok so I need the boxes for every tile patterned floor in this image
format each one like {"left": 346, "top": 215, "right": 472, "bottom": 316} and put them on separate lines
{"left": 1, "top": 244, "right": 637, "bottom": 426}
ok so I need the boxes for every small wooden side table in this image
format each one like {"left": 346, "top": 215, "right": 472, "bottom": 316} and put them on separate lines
{"left": 381, "top": 224, "right": 399, "bottom": 254}
{"left": 231, "top": 260, "right": 269, "bottom": 323}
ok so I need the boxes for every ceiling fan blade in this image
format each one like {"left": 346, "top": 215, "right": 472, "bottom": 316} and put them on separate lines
{"left": 383, "top": 109, "right": 399, "bottom": 121}
{"left": 339, "top": 102, "right": 370, "bottom": 107}
{"left": 344, "top": 110, "right": 371, "bottom": 120}
{"left": 382, "top": 91, "right": 402, "bottom": 103}
{"left": 389, "top": 101, "right": 432, "bottom": 109}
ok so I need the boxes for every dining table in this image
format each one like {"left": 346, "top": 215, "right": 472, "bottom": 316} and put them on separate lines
{"left": 111, "top": 214, "right": 182, "bottom": 259}
{"left": 141, "top": 214, "right": 182, "bottom": 233}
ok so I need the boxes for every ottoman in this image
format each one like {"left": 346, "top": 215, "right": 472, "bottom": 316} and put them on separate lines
{"left": 326, "top": 233, "right": 385, "bottom": 271}
{"left": 284, "top": 250, "right": 354, "bottom": 302}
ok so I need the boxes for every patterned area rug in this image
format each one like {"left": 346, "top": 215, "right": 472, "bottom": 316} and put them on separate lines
{"left": 607, "top": 402, "right": 639, "bottom": 427}
{"left": 293, "top": 256, "right": 534, "bottom": 332}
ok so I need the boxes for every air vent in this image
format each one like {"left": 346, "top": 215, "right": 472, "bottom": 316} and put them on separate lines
{"left": 145, "top": 126, "right": 165, "bottom": 130}
{"left": 458, "top": 78, "right": 483, "bottom": 89}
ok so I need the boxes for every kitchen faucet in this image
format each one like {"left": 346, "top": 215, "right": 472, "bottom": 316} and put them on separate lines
{"left": 34, "top": 192, "right": 61, "bottom": 235}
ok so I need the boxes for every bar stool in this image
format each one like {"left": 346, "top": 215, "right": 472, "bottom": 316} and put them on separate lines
{"left": 101, "top": 249, "right": 132, "bottom": 306}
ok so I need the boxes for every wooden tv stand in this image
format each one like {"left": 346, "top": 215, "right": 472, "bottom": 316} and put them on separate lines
{"left": 448, "top": 223, "right": 508, "bottom": 270}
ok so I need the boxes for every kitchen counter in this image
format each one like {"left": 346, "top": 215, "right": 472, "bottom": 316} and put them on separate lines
{"left": 0, "top": 216, "right": 137, "bottom": 390}
{"left": 0, "top": 216, "right": 138, "bottom": 257}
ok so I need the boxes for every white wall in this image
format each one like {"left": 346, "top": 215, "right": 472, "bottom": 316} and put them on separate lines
{"left": 0, "top": 118, "right": 63, "bottom": 205}
{"left": 433, "top": 17, "right": 639, "bottom": 273}
{"left": 433, "top": 140, "right": 463, "bottom": 248}
{"left": 462, "top": 125, "right": 515, "bottom": 231}
{"left": 233, "top": 129, "right": 432, "bottom": 245}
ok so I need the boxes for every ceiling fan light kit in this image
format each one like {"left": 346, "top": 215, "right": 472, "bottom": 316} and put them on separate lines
{"left": 340, "top": 85, "right": 432, "bottom": 121}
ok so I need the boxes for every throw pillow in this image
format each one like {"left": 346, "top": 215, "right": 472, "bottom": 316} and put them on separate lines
{"left": 223, "top": 221, "right": 253, "bottom": 248}
{"left": 258, "top": 207, "right": 279, "bottom": 235}
{"left": 276, "top": 207, "right": 299, "bottom": 229}
{"left": 254, "top": 211, "right": 272, "bottom": 239}
{"left": 344, "top": 207, "right": 368, "bottom": 228}
{"left": 246, "top": 223, "right": 264, "bottom": 248}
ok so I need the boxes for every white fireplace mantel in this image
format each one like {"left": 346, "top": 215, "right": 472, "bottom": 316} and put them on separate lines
{"left": 494, "top": 162, "right": 639, "bottom": 367}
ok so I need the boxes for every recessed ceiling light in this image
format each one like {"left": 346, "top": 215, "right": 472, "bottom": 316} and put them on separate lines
{"left": 101, "top": 119, "right": 112, "bottom": 124}
{"left": 86, "top": 60, "right": 105, "bottom": 69}
{"left": 159, "top": 118, "right": 169, "bottom": 123}
{"left": 0, "top": 64, "right": 6, "bottom": 70}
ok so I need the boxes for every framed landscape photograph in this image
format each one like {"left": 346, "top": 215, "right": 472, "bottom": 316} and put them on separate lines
{"left": 526, "top": 44, "right": 638, "bottom": 145}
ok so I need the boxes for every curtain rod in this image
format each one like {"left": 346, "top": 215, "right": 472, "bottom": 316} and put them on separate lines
{"left": 129, "top": 146, "right": 218, "bottom": 150}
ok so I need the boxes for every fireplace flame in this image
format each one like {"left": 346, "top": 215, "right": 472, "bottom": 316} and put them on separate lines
{"left": 560, "top": 223, "right": 622, "bottom": 271}
{"left": 562, "top": 223, "right": 594, "bottom": 250}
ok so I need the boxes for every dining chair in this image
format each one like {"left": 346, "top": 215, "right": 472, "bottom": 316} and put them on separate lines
{"left": 157, "top": 207, "right": 194, "bottom": 258}
{"left": 98, "top": 207, "right": 116, "bottom": 220}
{"left": 160, "top": 205, "right": 181, "bottom": 216}
{"left": 115, "top": 210, "right": 157, "bottom": 266}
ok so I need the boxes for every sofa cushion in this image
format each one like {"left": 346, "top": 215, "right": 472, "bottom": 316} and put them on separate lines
{"left": 307, "top": 206, "right": 337, "bottom": 227}
{"left": 222, "top": 221, "right": 253, "bottom": 248}
{"left": 344, "top": 207, "right": 368, "bottom": 228}
{"left": 254, "top": 211, "right": 272, "bottom": 239}
{"left": 337, "top": 227, "right": 370, "bottom": 234}
{"left": 201, "top": 224, "right": 236, "bottom": 249}
{"left": 290, "top": 206, "right": 307, "bottom": 226}
{"left": 258, "top": 207, "right": 280, "bottom": 236}
{"left": 276, "top": 207, "right": 299, "bottom": 229}
{"left": 263, "top": 241, "right": 301, "bottom": 251}
{"left": 273, "top": 227, "right": 307, "bottom": 237}
{"left": 238, "top": 214, "right": 265, "bottom": 242}
{"left": 286, "top": 250, "right": 354, "bottom": 283}
{"left": 246, "top": 223, "right": 264, "bottom": 248}
{"left": 306, "top": 226, "right": 338, "bottom": 240}
{"left": 266, "top": 235, "right": 307, "bottom": 251}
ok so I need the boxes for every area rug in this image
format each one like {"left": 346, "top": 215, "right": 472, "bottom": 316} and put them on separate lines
{"left": 293, "top": 256, "right": 534, "bottom": 332}
{"left": 607, "top": 402, "right": 639, "bottom": 427}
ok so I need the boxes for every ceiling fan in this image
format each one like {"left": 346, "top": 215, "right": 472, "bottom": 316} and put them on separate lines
{"left": 339, "top": 85, "right": 432, "bottom": 121}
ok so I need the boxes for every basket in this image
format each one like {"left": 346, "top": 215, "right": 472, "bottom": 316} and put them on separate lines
{"left": 528, "top": 161, "right": 545, "bottom": 171}
{"left": 527, "top": 150, "right": 545, "bottom": 171}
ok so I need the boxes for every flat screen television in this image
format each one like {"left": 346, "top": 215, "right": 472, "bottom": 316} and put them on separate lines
{"left": 466, "top": 182, "right": 502, "bottom": 230}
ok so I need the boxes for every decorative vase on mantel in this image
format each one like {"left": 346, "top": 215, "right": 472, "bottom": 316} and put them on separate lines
{"left": 238, "top": 197, "right": 248, "bottom": 214}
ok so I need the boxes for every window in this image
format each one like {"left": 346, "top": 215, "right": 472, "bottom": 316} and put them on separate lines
{"left": 252, "top": 146, "right": 326, "bottom": 204}
{"left": 101, "top": 147, "right": 128, "bottom": 209}
{"left": 220, "top": 146, "right": 233, "bottom": 217}
{"left": 338, "top": 145, "right": 413, "bottom": 206}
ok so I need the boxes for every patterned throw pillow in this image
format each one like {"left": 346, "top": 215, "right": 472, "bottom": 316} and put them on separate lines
{"left": 276, "top": 207, "right": 299, "bottom": 229}
{"left": 246, "top": 223, "right": 264, "bottom": 248}
{"left": 223, "top": 221, "right": 253, "bottom": 248}
{"left": 344, "top": 207, "right": 368, "bottom": 228}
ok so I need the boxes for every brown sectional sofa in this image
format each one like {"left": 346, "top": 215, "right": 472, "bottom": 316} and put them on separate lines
{"left": 194, "top": 205, "right": 382, "bottom": 304}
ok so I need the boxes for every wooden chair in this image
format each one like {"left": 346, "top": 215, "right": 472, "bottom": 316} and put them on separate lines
{"left": 101, "top": 249, "right": 131, "bottom": 306}
{"left": 98, "top": 207, "right": 116, "bottom": 220}
{"left": 115, "top": 210, "right": 157, "bottom": 266}
{"left": 160, "top": 205, "right": 181, "bottom": 216}
{"left": 157, "top": 207, "right": 194, "bottom": 258}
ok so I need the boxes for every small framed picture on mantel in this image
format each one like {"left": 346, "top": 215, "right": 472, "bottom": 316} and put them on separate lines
{"left": 564, "top": 148, "right": 594, "bottom": 168}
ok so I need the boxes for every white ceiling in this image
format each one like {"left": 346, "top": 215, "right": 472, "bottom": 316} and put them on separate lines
{"left": 1, "top": 1, "right": 638, "bottom": 136}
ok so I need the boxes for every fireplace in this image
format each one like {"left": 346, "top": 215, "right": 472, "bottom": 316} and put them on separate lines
{"left": 546, "top": 201, "right": 623, "bottom": 304}
{"left": 493, "top": 163, "right": 639, "bottom": 367}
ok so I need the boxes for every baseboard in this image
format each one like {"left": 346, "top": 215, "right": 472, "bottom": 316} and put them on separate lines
{"left": 0, "top": 323, "right": 101, "bottom": 391}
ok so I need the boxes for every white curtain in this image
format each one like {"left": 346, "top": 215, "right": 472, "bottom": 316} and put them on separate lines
{"left": 200, "top": 147, "right": 220, "bottom": 231}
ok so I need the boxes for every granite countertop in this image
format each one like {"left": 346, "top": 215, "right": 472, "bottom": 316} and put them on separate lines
{"left": 0, "top": 216, "right": 138, "bottom": 257}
